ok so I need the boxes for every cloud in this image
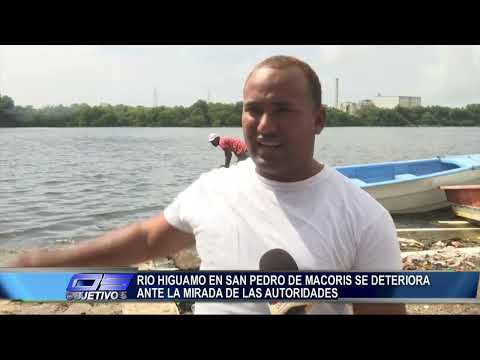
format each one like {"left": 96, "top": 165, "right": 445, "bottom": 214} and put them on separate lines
{"left": 1, "top": 45, "right": 478, "bottom": 108}
{"left": 418, "top": 46, "right": 480, "bottom": 107}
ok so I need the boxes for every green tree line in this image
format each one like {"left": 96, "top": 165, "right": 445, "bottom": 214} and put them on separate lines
{"left": 2, "top": 94, "right": 480, "bottom": 127}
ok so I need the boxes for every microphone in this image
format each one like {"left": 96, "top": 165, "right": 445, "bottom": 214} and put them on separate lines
{"left": 259, "top": 249, "right": 311, "bottom": 315}
{"left": 259, "top": 248, "right": 298, "bottom": 271}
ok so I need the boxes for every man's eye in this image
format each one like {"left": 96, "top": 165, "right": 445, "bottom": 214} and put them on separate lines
{"left": 246, "top": 107, "right": 262, "bottom": 116}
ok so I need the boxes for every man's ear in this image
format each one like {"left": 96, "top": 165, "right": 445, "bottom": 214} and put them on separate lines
{"left": 314, "top": 105, "right": 326, "bottom": 134}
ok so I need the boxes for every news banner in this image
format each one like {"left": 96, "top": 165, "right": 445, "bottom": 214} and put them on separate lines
{"left": 0, "top": 270, "right": 479, "bottom": 304}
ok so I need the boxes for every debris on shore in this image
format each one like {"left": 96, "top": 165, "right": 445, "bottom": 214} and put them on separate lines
{"left": 402, "top": 246, "right": 480, "bottom": 271}
{"left": 2, "top": 217, "right": 480, "bottom": 315}
{"left": 170, "top": 247, "right": 201, "bottom": 270}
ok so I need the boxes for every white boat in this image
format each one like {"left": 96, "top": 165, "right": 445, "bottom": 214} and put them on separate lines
{"left": 335, "top": 154, "right": 480, "bottom": 214}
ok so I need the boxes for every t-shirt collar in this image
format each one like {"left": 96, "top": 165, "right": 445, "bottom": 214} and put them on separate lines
{"left": 252, "top": 162, "right": 332, "bottom": 191}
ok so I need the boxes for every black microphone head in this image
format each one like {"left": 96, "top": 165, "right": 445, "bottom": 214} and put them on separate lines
{"left": 259, "top": 249, "right": 310, "bottom": 314}
{"left": 259, "top": 248, "right": 298, "bottom": 271}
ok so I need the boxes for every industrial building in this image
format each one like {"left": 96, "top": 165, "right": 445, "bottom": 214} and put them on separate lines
{"left": 340, "top": 96, "right": 421, "bottom": 115}
{"left": 340, "top": 99, "right": 374, "bottom": 115}
{"left": 334, "top": 78, "right": 421, "bottom": 114}
{"left": 373, "top": 95, "right": 421, "bottom": 109}
{"left": 340, "top": 102, "right": 358, "bottom": 114}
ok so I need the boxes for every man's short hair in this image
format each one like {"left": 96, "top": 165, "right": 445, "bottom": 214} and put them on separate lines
{"left": 245, "top": 55, "right": 322, "bottom": 108}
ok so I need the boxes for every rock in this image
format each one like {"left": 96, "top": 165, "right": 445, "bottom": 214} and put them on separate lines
{"left": 89, "top": 304, "right": 122, "bottom": 315}
{"left": 138, "top": 258, "right": 176, "bottom": 271}
{"left": 433, "top": 241, "right": 446, "bottom": 249}
{"left": 16, "top": 303, "right": 64, "bottom": 315}
{"left": 464, "top": 261, "right": 477, "bottom": 269}
{"left": 411, "top": 255, "right": 426, "bottom": 263}
{"left": 172, "top": 247, "right": 201, "bottom": 270}
{"left": 447, "top": 258, "right": 461, "bottom": 267}
{"left": 0, "top": 300, "right": 17, "bottom": 314}
{"left": 62, "top": 303, "right": 93, "bottom": 315}
{"left": 433, "top": 253, "right": 446, "bottom": 260}
{"left": 401, "top": 247, "right": 480, "bottom": 271}
{"left": 138, "top": 260, "right": 160, "bottom": 271}
{"left": 122, "top": 302, "right": 179, "bottom": 315}
{"left": 0, "top": 301, "right": 122, "bottom": 315}
{"left": 446, "top": 237, "right": 462, "bottom": 244}
{"left": 450, "top": 241, "right": 462, "bottom": 248}
{"left": 398, "top": 237, "right": 425, "bottom": 250}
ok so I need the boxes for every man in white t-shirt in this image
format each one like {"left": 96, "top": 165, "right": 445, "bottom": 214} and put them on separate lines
{"left": 13, "top": 55, "right": 405, "bottom": 315}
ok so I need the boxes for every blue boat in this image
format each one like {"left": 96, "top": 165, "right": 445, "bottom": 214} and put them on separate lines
{"left": 335, "top": 154, "right": 480, "bottom": 214}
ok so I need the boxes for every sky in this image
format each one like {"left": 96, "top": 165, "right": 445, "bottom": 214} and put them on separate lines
{"left": 0, "top": 45, "right": 479, "bottom": 109}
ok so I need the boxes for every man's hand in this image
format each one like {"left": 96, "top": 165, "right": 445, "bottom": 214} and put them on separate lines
{"left": 10, "top": 214, "right": 194, "bottom": 268}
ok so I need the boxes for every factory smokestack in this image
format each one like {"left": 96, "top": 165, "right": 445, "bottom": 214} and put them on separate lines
{"left": 153, "top": 88, "right": 158, "bottom": 108}
{"left": 335, "top": 77, "right": 339, "bottom": 109}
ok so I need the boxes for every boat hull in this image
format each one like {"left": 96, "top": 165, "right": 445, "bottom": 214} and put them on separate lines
{"left": 365, "top": 170, "right": 480, "bottom": 214}
{"left": 451, "top": 204, "right": 480, "bottom": 225}
{"left": 440, "top": 185, "right": 480, "bottom": 223}
{"left": 336, "top": 154, "right": 480, "bottom": 214}
{"left": 441, "top": 185, "right": 480, "bottom": 207}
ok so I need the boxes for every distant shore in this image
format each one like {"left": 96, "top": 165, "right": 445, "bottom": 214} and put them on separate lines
{"left": 2, "top": 93, "right": 480, "bottom": 127}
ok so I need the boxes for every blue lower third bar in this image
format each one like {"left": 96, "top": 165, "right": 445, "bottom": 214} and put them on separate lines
{"left": 0, "top": 271, "right": 478, "bottom": 302}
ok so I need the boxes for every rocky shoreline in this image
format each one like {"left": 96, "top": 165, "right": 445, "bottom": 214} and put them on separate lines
{"left": 2, "top": 209, "right": 480, "bottom": 315}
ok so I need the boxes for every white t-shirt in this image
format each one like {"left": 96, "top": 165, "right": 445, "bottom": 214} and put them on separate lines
{"left": 163, "top": 159, "right": 401, "bottom": 314}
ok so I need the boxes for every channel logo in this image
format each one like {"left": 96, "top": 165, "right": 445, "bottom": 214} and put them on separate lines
{"left": 66, "top": 273, "right": 133, "bottom": 301}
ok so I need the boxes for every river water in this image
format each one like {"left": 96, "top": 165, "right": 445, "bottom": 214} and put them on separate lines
{"left": 1, "top": 127, "right": 480, "bottom": 250}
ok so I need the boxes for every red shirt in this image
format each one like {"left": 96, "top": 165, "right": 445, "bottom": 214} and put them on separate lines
{"left": 219, "top": 137, "right": 248, "bottom": 156}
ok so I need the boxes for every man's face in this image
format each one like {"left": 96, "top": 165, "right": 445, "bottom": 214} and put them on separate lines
{"left": 242, "top": 66, "right": 325, "bottom": 181}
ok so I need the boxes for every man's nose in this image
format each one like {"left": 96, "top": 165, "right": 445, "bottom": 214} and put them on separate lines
{"left": 257, "top": 112, "right": 278, "bottom": 135}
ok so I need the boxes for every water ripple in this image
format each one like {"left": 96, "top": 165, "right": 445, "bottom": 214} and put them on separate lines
{"left": 2, "top": 127, "right": 480, "bottom": 250}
